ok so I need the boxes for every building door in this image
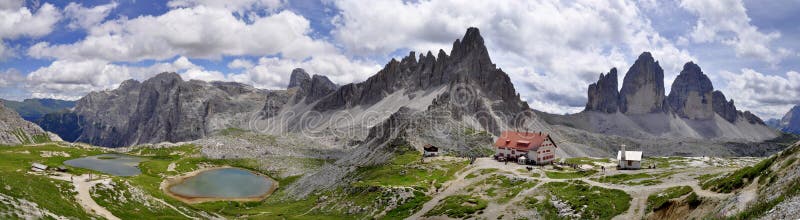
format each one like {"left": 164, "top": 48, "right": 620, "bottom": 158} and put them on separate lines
{"left": 627, "top": 161, "right": 632, "bottom": 166}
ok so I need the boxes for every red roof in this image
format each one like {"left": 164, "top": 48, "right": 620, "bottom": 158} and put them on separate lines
{"left": 493, "top": 131, "right": 555, "bottom": 151}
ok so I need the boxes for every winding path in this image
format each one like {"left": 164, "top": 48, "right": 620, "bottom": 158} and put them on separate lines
{"left": 49, "top": 174, "right": 120, "bottom": 220}
{"left": 407, "top": 158, "right": 739, "bottom": 219}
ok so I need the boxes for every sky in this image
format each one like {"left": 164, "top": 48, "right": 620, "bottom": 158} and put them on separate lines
{"left": 0, "top": 0, "right": 799, "bottom": 120}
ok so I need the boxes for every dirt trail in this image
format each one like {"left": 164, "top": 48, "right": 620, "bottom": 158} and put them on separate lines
{"left": 49, "top": 173, "right": 120, "bottom": 220}
{"left": 409, "top": 157, "right": 742, "bottom": 220}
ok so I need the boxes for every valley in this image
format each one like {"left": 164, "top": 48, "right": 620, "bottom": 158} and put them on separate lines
{"left": 1, "top": 138, "right": 798, "bottom": 219}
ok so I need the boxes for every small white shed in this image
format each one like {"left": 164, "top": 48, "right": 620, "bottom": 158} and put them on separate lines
{"left": 617, "top": 150, "right": 642, "bottom": 170}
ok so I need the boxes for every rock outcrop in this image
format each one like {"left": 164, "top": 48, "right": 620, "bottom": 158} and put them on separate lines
{"left": 288, "top": 68, "right": 311, "bottom": 89}
{"left": 0, "top": 100, "right": 53, "bottom": 145}
{"left": 779, "top": 105, "right": 800, "bottom": 134}
{"left": 667, "top": 62, "right": 715, "bottom": 120}
{"left": 585, "top": 68, "right": 619, "bottom": 113}
{"left": 287, "top": 68, "right": 338, "bottom": 103}
{"left": 38, "top": 73, "right": 284, "bottom": 147}
{"left": 711, "top": 91, "right": 738, "bottom": 123}
{"left": 619, "top": 52, "right": 666, "bottom": 114}
{"left": 566, "top": 53, "right": 776, "bottom": 142}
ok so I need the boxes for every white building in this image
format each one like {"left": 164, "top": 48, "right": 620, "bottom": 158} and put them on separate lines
{"left": 494, "top": 131, "right": 558, "bottom": 165}
{"left": 617, "top": 145, "right": 642, "bottom": 170}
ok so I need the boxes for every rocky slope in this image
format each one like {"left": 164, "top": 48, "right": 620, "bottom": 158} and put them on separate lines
{"left": 0, "top": 98, "right": 76, "bottom": 121}
{"left": 39, "top": 73, "right": 286, "bottom": 147}
{"left": 778, "top": 105, "right": 800, "bottom": 134}
{"left": 287, "top": 68, "right": 338, "bottom": 104}
{"left": 0, "top": 100, "right": 57, "bottom": 145}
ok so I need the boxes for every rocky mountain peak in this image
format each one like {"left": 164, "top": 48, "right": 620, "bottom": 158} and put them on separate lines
{"left": 314, "top": 27, "right": 521, "bottom": 112}
{"left": 450, "top": 27, "right": 491, "bottom": 64}
{"left": 780, "top": 105, "right": 800, "bottom": 134}
{"left": 288, "top": 68, "right": 311, "bottom": 89}
{"left": 150, "top": 72, "right": 182, "bottom": 83}
{"left": 286, "top": 68, "right": 338, "bottom": 103}
{"left": 119, "top": 79, "right": 141, "bottom": 90}
{"left": 619, "top": 51, "right": 666, "bottom": 114}
{"left": 711, "top": 91, "right": 738, "bottom": 122}
{"left": 585, "top": 68, "right": 620, "bottom": 113}
{"left": 667, "top": 61, "right": 715, "bottom": 119}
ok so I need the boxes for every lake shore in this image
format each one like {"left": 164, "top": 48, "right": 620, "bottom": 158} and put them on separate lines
{"left": 160, "top": 166, "right": 278, "bottom": 204}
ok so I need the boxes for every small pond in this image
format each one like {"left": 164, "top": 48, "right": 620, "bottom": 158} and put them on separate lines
{"left": 63, "top": 154, "right": 144, "bottom": 176}
{"left": 167, "top": 167, "right": 275, "bottom": 200}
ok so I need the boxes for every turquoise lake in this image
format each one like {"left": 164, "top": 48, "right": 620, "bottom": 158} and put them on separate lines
{"left": 63, "top": 154, "right": 144, "bottom": 176}
{"left": 168, "top": 168, "right": 274, "bottom": 198}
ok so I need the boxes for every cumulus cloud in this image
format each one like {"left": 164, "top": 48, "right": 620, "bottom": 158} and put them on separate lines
{"left": 0, "top": 3, "right": 61, "bottom": 39}
{"left": 680, "top": 0, "right": 792, "bottom": 65}
{"left": 331, "top": 0, "right": 694, "bottom": 113}
{"left": 719, "top": 69, "right": 800, "bottom": 119}
{"left": 167, "top": 0, "right": 284, "bottom": 14}
{"left": 0, "top": 2, "right": 61, "bottom": 59}
{"left": 64, "top": 1, "right": 118, "bottom": 30}
{"left": 28, "top": 6, "right": 334, "bottom": 62}
{"left": 228, "top": 58, "right": 254, "bottom": 69}
{"left": 24, "top": 57, "right": 226, "bottom": 99}
{"left": 229, "top": 54, "right": 380, "bottom": 89}
{"left": 0, "top": 68, "right": 25, "bottom": 87}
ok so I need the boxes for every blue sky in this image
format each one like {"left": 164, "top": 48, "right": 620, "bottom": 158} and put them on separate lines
{"left": 0, "top": 0, "right": 798, "bottom": 119}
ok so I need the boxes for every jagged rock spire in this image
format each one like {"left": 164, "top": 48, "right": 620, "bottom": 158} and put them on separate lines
{"left": 667, "top": 61, "right": 715, "bottom": 119}
{"left": 619, "top": 52, "right": 666, "bottom": 114}
{"left": 585, "top": 68, "right": 619, "bottom": 113}
{"left": 288, "top": 68, "right": 311, "bottom": 89}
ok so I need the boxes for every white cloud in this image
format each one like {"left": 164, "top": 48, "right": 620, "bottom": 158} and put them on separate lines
{"left": 0, "top": 0, "right": 23, "bottom": 10}
{"left": 228, "top": 58, "right": 254, "bottom": 69}
{"left": 229, "top": 54, "right": 380, "bottom": 89}
{"left": 331, "top": 0, "right": 694, "bottom": 113}
{"left": 64, "top": 1, "right": 119, "bottom": 30}
{"left": 167, "top": 0, "right": 284, "bottom": 14}
{"left": 680, "top": 0, "right": 792, "bottom": 65}
{"left": 0, "top": 68, "right": 25, "bottom": 87}
{"left": 24, "top": 57, "right": 225, "bottom": 99}
{"left": 0, "top": 3, "right": 61, "bottom": 39}
{"left": 0, "top": 2, "right": 61, "bottom": 60}
{"left": 719, "top": 69, "right": 800, "bottom": 119}
{"left": 28, "top": 6, "right": 333, "bottom": 62}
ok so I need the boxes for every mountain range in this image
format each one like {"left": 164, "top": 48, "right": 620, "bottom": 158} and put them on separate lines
{"left": 0, "top": 98, "right": 75, "bottom": 121}
{"left": 541, "top": 52, "right": 775, "bottom": 142}
{"left": 33, "top": 28, "right": 783, "bottom": 161}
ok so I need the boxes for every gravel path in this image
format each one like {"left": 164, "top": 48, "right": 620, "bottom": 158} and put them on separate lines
{"left": 408, "top": 158, "right": 741, "bottom": 219}
{"left": 49, "top": 173, "right": 120, "bottom": 220}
